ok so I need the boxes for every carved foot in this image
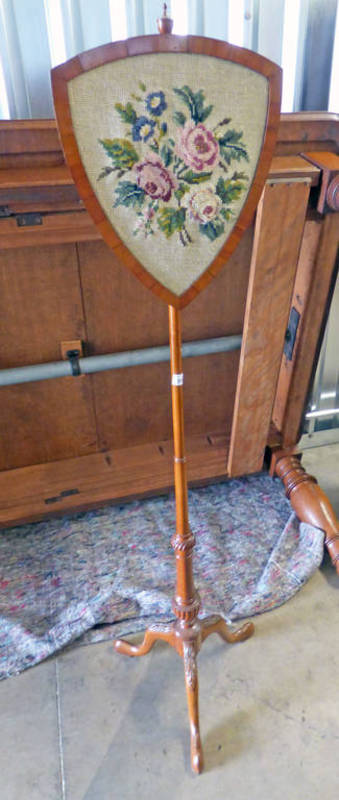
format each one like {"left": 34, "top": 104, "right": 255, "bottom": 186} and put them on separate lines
{"left": 201, "top": 615, "right": 254, "bottom": 644}
{"left": 114, "top": 623, "right": 175, "bottom": 657}
{"left": 183, "top": 642, "right": 204, "bottom": 774}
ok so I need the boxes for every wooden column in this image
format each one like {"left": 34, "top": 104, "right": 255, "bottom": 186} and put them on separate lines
{"left": 168, "top": 305, "right": 200, "bottom": 620}
{"left": 228, "top": 179, "right": 310, "bottom": 476}
{"left": 273, "top": 212, "right": 339, "bottom": 447}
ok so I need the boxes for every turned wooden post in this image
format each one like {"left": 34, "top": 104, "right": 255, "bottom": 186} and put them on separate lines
{"left": 168, "top": 304, "right": 203, "bottom": 773}
{"left": 168, "top": 305, "right": 200, "bottom": 623}
{"left": 273, "top": 452, "right": 339, "bottom": 574}
{"left": 113, "top": 305, "right": 254, "bottom": 774}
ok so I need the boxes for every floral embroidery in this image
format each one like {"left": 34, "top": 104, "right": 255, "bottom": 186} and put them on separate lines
{"left": 187, "top": 185, "right": 222, "bottom": 223}
{"left": 134, "top": 154, "right": 178, "bottom": 202}
{"left": 132, "top": 116, "right": 156, "bottom": 142}
{"left": 145, "top": 90, "right": 167, "bottom": 117}
{"left": 98, "top": 82, "right": 249, "bottom": 246}
{"left": 176, "top": 122, "right": 219, "bottom": 171}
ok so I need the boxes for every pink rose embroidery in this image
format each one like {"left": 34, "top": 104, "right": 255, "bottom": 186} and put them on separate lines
{"left": 100, "top": 84, "right": 249, "bottom": 246}
{"left": 134, "top": 155, "right": 177, "bottom": 201}
{"left": 187, "top": 186, "right": 222, "bottom": 223}
{"left": 176, "top": 123, "right": 219, "bottom": 171}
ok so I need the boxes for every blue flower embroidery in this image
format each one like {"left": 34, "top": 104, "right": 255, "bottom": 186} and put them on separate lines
{"left": 100, "top": 84, "right": 249, "bottom": 247}
{"left": 145, "top": 91, "right": 167, "bottom": 117}
{"left": 132, "top": 116, "right": 156, "bottom": 142}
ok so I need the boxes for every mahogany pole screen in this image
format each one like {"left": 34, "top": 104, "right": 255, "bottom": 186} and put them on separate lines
{"left": 52, "top": 27, "right": 281, "bottom": 774}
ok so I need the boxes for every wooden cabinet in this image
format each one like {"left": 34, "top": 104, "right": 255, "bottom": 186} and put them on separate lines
{"left": 0, "top": 114, "right": 338, "bottom": 526}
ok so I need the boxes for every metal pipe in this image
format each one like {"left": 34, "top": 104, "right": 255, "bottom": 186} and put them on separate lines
{"left": 306, "top": 408, "right": 339, "bottom": 419}
{"left": 0, "top": 335, "right": 242, "bottom": 388}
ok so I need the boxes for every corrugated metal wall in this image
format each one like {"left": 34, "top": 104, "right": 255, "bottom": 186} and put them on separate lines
{"left": 0, "top": 0, "right": 338, "bottom": 120}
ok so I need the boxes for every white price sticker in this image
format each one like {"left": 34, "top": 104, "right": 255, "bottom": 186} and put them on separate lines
{"left": 172, "top": 373, "right": 184, "bottom": 386}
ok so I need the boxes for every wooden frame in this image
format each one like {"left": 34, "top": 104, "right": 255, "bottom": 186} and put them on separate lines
{"left": 51, "top": 35, "right": 281, "bottom": 308}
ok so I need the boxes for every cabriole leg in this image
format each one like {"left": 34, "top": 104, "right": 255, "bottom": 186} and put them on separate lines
{"left": 114, "top": 624, "right": 174, "bottom": 657}
{"left": 201, "top": 615, "right": 254, "bottom": 644}
{"left": 183, "top": 642, "right": 203, "bottom": 774}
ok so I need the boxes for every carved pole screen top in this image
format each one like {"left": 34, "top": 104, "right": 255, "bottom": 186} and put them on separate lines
{"left": 52, "top": 36, "right": 281, "bottom": 308}
{"left": 52, "top": 31, "right": 281, "bottom": 775}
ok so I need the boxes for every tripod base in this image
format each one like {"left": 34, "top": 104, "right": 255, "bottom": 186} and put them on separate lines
{"left": 114, "top": 615, "right": 254, "bottom": 773}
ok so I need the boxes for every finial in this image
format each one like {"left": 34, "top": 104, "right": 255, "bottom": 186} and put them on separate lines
{"left": 157, "top": 3, "right": 174, "bottom": 34}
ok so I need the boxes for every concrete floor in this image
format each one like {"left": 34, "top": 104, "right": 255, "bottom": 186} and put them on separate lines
{"left": 1, "top": 444, "right": 338, "bottom": 800}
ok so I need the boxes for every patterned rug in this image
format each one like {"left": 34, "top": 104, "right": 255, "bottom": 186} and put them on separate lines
{"left": 0, "top": 473, "right": 324, "bottom": 680}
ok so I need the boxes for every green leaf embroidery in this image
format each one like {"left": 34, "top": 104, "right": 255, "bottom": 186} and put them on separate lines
{"left": 220, "top": 207, "right": 233, "bottom": 221}
{"left": 220, "top": 145, "right": 249, "bottom": 165}
{"left": 232, "top": 171, "right": 249, "bottom": 181}
{"left": 157, "top": 207, "right": 186, "bottom": 238}
{"left": 173, "top": 110, "right": 186, "bottom": 127}
{"left": 228, "top": 179, "right": 247, "bottom": 200}
{"left": 217, "top": 129, "right": 244, "bottom": 146}
{"left": 215, "top": 176, "right": 228, "bottom": 203}
{"left": 114, "top": 102, "right": 137, "bottom": 124}
{"left": 99, "top": 138, "right": 139, "bottom": 170}
{"left": 200, "top": 105, "right": 213, "bottom": 122}
{"left": 217, "top": 129, "right": 249, "bottom": 165}
{"left": 180, "top": 169, "right": 212, "bottom": 184}
{"left": 173, "top": 86, "right": 213, "bottom": 124}
{"left": 174, "top": 183, "right": 189, "bottom": 202}
{"left": 199, "top": 219, "right": 225, "bottom": 241}
{"left": 97, "top": 166, "right": 116, "bottom": 181}
{"left": 160, "top": 144, "right": 173, "bottom": 167}
{"left": 114, "top": 181, "right": 146, "bottom": 209}
{"left": 216, "top": 176, "right": 247, "bottom": 204}
{"left": 138, "top": 81, "right": 147, "bottom": 92}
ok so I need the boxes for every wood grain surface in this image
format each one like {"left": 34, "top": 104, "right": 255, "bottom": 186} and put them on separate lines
{"left": 276, "top": 213, "right": 339, "bottom": 447}
{"left": 228, "top": 180, "right": 310, "bottom": 476}
{"left": 272, "top": 218, "right": 322, "bottom": 436}
{"left": 0, "top": 433, "right": 230, "bottom": 528}
{"left": 0, "top": 244, "right": 98, "bottom": 469}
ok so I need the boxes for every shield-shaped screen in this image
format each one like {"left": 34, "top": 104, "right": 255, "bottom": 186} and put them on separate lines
{"left": 52, "top": 39, "right": 281, "bottom": 307}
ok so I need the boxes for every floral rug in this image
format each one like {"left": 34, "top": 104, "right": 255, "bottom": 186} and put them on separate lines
{"left": 0, "top": 473, "right": 324, "bottom": 680}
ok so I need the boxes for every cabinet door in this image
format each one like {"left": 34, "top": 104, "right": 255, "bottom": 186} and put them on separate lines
{"left": 0, "top": 243, "right": 98, "bottom": 469}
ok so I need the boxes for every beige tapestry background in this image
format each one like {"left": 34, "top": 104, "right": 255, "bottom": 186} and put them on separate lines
{"left": 68, "top": 52, "right": 268, "bottom": 296}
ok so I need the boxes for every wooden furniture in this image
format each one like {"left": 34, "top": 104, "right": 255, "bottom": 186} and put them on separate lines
{"left": 0, "top": 116, "right": 337, "bottom": 527}
{"left": 50, "top": 27, "right": 284, "bottom": 773}
{"left": 0, "top": 30, "right": 338, "bottom": 775}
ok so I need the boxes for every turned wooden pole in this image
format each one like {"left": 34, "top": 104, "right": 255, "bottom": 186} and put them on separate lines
{"left": 274, "top": 452, "right": 339, "bottom": 574}
{"left": 168, "top": 305, "right": 200, "bottom": 621}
